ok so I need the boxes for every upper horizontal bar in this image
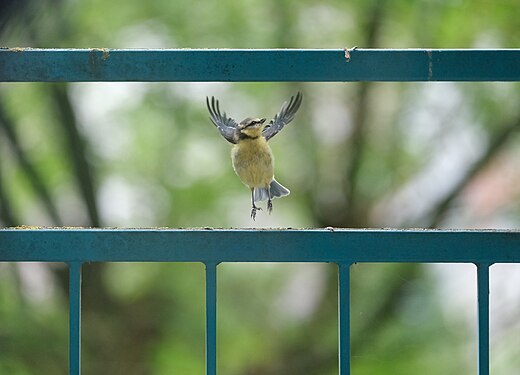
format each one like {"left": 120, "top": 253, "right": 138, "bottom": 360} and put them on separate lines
{"left": 1, "top": 48, "right": 519, "bottom": 82}
{"left": 1, "top": 228, "right": 519, "bottom": 263}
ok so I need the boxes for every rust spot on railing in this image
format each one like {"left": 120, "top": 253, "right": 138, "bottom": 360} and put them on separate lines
{"left": 90, "top": 48, "right": 110, "bottom": 60}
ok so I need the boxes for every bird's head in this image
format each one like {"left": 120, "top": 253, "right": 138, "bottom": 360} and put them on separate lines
{"left": 238, "top": 117, "right": 266, "bottom": 138}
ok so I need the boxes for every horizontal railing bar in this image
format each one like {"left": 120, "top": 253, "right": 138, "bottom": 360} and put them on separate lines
{"left": 1, "top": 48, "right": 519, "bottom": 82}
{"left": 1, "top": 229, "right": 519, "bottom": 263}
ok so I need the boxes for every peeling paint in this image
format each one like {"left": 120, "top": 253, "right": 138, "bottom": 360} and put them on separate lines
{"left": 344, "top": 46, "right": 357, "bottom": 62}
{"left": 9, "top": 47, "right": 27, "bottom": 52}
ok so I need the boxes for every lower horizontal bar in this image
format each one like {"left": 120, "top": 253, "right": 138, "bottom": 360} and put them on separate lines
{"left": 1, "top": 229, "right": 519, "bottom": 263}
{"left": 1, "top": 49, "right": 519, "bottom": 82}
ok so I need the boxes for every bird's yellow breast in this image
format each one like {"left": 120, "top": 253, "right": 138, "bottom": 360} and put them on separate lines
{"left": 231, "top": 137, "right": 274, "bottom": 188}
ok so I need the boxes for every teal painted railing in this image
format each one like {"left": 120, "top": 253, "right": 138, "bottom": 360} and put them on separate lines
{"left": 1, "top": 48, "right": 520, "bottom": 82}
{"left": 1, "top": 49, "right": 520, "bottom": 375}
{"left": 1, "top": 229, "right": 519, "bottom": 375}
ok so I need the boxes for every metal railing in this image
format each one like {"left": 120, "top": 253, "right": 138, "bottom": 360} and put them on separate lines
{"left": 1, "top": 228, "right": 519, "bottom": 375}
{"left": 1, "top": 48, "right": 520, "bottom": 82}
{"left": 1, "top": 48, "right": 520, "bottom": 375}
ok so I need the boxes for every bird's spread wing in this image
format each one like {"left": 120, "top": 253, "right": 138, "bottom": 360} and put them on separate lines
{"left": 206, "top": 96, "right": 238, "bottom": 144}
{"left": 262, "top": 92, "right": 303, "bottom": 141}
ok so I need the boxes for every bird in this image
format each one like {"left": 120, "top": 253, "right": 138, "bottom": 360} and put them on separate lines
{"left": 206, "top": 92, "right": 303, "bottom": 220}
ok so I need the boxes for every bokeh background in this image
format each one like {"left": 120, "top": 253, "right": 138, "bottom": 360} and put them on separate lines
{"left": 1, "top": 0, "right": 519, "bottom": 374}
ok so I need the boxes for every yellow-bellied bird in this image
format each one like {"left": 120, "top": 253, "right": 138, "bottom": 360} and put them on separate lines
{"left": 207, "top": 92, "right": 303, "bottom": 220}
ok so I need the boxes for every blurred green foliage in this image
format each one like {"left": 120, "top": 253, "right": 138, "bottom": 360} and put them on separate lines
{"left": 1, "top": 0, "right": 520, "bottom": 374}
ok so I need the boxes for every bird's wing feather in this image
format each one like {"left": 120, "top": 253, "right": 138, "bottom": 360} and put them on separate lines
{"left": 262, "top": 92, "right": 303, "bottom": 141}
{"left": 206, "top": 96, "right": 238, "bottom": 144}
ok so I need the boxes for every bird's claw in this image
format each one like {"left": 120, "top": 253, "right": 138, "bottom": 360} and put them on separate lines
{"left": 251, "top": 206, "right": 262, "bottom": 220}
{"left": 267, "top": 200, "right": 273, "bottom": 214}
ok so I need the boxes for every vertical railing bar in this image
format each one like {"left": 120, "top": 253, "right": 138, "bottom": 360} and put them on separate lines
{"left": 68, "top": 262, "right": 82, "bottom": 375}
{"left": 338, "top": 263, "right": 351, "bottom": 375}
{"left": 476, "top": 263, "right": 490, "bottom": 375}
{"left": 205, "top": 262, "right": 218, "bottom": 375}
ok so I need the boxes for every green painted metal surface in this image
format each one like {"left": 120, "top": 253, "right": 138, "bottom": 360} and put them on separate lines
{"left": 476, "top": 264, "right": 490, "bottom": 375}
{"left": 205, "top": 263, "right": 218, "bottom": 375}
{"left": 338, "top": 263, "right": 351, "bottom": 375}
{"left": 1, "top": 229, "right": 518, "bottom": 263}
{"left": 68, "top": 263, "right": 82, "bottom": 375}
{"left": 0, "top": 48, "right": 519, "bottom": 82}
{"left": 1, "top": 229, "right": 517, "bottom": 375}
{"left": 2, "top": 46, "right": 519, "bottom": 375}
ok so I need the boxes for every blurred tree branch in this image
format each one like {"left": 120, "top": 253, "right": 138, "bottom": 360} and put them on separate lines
{"left": 0, "top": 0, "right": 28, "bottom": 32}
{"left": 50, "top": 84, "right": 101, "bottom": 226}
{"left": 242, "top": 266, "right": 339, "bottom": 375}
{"left": 343, "top": 0, "right": 386, "bottom": 227}
{"left": 0, "top": 99, "right": 63, "bottom": 225}
{"left": 311, "top": 0, "right": 388, "bottom": 229}
{"left": 424, "top": 115, "right": 520, "bottom": 228}
{"left": 0, "top": 146, "right": 19, "bottom": 226}
{"left": 350, "top": 264, "right": 420, "bottom": 356}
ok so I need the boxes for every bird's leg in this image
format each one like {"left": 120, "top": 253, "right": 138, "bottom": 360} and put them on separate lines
{"left": 267, "top": 186, "right": 273, "bottom": 214}
{"left": 250, "top": 188, "right": 261, "bottom": 220}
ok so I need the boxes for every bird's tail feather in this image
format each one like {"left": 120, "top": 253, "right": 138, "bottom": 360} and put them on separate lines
{"left": 253, "top": 179, "right": 290, "bottom": 202}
